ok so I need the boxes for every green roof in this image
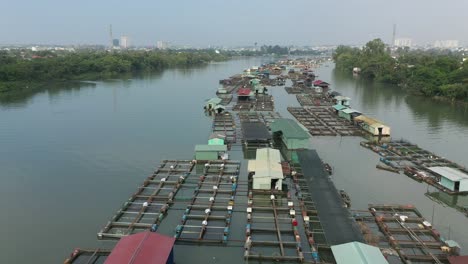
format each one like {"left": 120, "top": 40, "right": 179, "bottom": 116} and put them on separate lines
{"left": 270, "top": 118, "right": 310, "bottom": 139}
{"left": 206, "top": 97, "right": 222, "bottom": 105}
{"left": 195, "top": 144, "right": 227, "bottom": 152}
{"left": 341, "top": 108, "right": 360, "bottom": 114}
{"left": 331, "top": 242, "right": 388, "bottom": 264}
{"left": 333, "top": 104, "right": 348, "bottom": 111}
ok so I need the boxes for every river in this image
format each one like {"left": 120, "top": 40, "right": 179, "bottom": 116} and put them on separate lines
{"left": 1, "top": 58, "right": 467, "bottom": 263}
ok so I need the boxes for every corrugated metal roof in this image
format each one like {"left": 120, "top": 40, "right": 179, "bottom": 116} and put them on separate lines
{"left": 331, "top": 242, "right": 388, "bottom": 264}
{"left": 341, "top": 108, "right": 360, "bottom": 114}
{"left": 256, "top": 148, "right": 281, "bottom": 163}
{"left": 195, "top": 144, "right": 227, "bottom": 152}
{"left": 270, "top": 118, "right": 310, "bottom": 139}
{"left": 448, "top": 256, "right": 468, "bottom": 264}
{"left": 428, "top": 167, "right": 468, "bottom": 182}
{"left": 238, "top": 88, "right": 251, "bottom": 96}
{"left": 354, "top": 115, "right": 387, "bottom": 127}
{"left": 248, "top": 148, "right": 283, "bottom": 179}
{"left": 334, "top": 95, "right": 351, "bottom": 101}
{"left": 242, "top": 122, "right": 272, "bottom": 141}
{"left": 206, "top": 97, "right": 222, "bottom": 105}
{"left": 104, "top": 232, "right": 174, "bottom": 264}
{"left": 209, "top": 132, "right": 226, "bottom": 140}
{"left": 333, "top": 104, "right": 348, "bottom": 111}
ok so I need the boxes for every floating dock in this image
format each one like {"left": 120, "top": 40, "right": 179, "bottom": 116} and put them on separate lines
{"left": 288, "top": 107, "right": 362, "bottom": 136}
{"left": 175, "top": 161, "right": 241, "bottom": 243}
{"left": 98, "top": 160, "right": 195, "bottom": 239}
{"left": 354, "top": 204, "right": 458, "bottom": 264}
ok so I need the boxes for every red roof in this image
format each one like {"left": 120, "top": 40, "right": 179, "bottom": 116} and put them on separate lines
{"left": 237, "top": 88, "right": 251, "bottom": 96}
{"left": 105, "top": 232, "right": 175, "bottom": 264}
{"left": 313, "top": 80, "right": 323, "bottom": 85}
{"left": 448, "top": 256, "right": 468, "bottom": 264}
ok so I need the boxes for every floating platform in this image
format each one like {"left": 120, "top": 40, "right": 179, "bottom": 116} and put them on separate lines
{"left": 353, "top": 204, "right": 458, "bottom": 264}
{"left": 296, "top": 94, "right": 333, "bottom": 107}
{"left": 297, "top": 149, "right": 365, "bottom": 245}
{"left": 64, "top": 248, "right": 111, "bottom": 264}
{"left": 213, "top": 112, "right": 236, "bottom": 144}
{"left": 361, "top": 140, "right": 468, "bottom": 194}
{"left": 288, "top": 107, "right": 362, "bottom": 136}
{"left": 175, "top": 161, "right": 241, "bottom": 243}
{"left": 98, "top": 160, "right": 195, "bottom": 240}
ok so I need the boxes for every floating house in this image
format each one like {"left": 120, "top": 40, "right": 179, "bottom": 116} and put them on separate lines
{"left": 217, "top": 87, "right": 228, "bottom": 94}
{"left": 334, "top": 95, "right": 351, "bottom": 106}
{"left": 331, "top": 242, "right": 389, "bottom": 264}
{"left": 313, "top": 80, "right": 330, "bottom": 88}
{"left": 428, "top": 166, "right": 468, "bottom": 193}
{"left": 195, "top": 144, "right": 227, "bottom": 160}
{"left": 237, "top": 88, "right": 252, "bottom": 100}
{"left": 241, "top": 122, "right": 272, "bottom": 147}
{"left": 354, "top": 115, "right": 391, "bottom": 136}
{"left": 104, "top": 232, "right": 175, "bottom": 264}
{"left": 248, "top": 148, "right": 284, "bottom": 190}
{"left": 208, "top": 132, "right": 226, "bottom": 145}
{"left": 204, "top": 97, "right": 222, "bottom": 111}
{"left": 338, "top": 108, "right": 361, "bottom": 121}
{"left": 270, "top": 118, "right": 310, "bottom": 150}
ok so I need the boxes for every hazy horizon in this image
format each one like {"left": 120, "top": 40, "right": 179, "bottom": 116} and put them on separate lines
{"left": 2, "top": 0, "right": 467, "bottom": 46}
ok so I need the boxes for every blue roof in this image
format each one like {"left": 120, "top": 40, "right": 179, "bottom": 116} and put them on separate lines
{"left": 331, "top": 242, "right": 388, "bottom": 264}
{"left": 333, "top": 104, "right": 348, "bottom": 111}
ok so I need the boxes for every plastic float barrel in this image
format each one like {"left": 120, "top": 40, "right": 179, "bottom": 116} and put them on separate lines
{"left": 185, "top": 208, "right": 190, "bottom": 214}
{"left": 248, "top": 191, "right": 253, "bottom": 199}
{"left": 175, "top": 225, "right": 182, "bottom": 238}
{"left": 181, "top": 214, "right": 187, "bottom": 222}
{"left": 150, "top": 224, "right": 158, "bottom": 232}
{"left": 158, "top": 214, "right": 164, "bottom": 221}
{"left": 298, "top": 251, "right": 304, "bottom": 260}
{"left": 245, "top": 224, "right": 251, "bottom": 235}
{"left": 244, "top": 236, "right": 252, "bottom": 250}
{"left": 312, "top": 252, "right": 319, "bottom": 262}
{"left": 160, "top": 204, "right": 168, "bottom": 213}
{"left": 287, "top": 192, "right": 291, "bottom": 199}
{"left": 232, "top": 183, "right": 237, "bottom": 191}
{"left": 226, "top": 217, "right": 231, "bottom": 224}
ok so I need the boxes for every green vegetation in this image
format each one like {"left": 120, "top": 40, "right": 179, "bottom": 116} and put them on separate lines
{"left": 0, "top": 49, "right": 228, "bottom": 93}
{"left": 333, "top": 39, "right": 468, "bottom": 101}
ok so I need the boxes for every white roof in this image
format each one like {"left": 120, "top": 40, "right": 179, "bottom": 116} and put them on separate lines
{"left": 428, "top": 166, "right": 468, "bottom": 182}
{"left": 331, "top": 242, "right": 388, "bottom": 264}
{"left": 248, "top": 160, "right": 283, "bottom": 179}
{"left": 334, "top": 96, "right": 350, "bottom": 101}
{"left": 248, "top": 148, "right": 283, "bottom": 179}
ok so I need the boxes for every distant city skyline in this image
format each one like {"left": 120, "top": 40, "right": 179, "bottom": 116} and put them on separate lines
{"left": 1, "top": 0, "right": 467, "bottom": 47}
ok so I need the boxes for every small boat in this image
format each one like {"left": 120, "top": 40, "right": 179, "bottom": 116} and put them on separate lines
{"left": 339, "top": 190, "right": 351, "bottom": 208}
{"left": 376, "top": 163, "right": 400, "bottom": 174}
{"left": 324, "top": 163, "right": 333, "bottom": 175}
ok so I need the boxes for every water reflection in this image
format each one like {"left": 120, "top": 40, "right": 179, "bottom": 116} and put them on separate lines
{"left": 0, "top": 81, "right": 96, "bottom": 108}
{"left": 405, "top": 95, "right": 468, "bottom": 128}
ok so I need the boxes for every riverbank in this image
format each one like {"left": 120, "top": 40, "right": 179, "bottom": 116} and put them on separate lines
{"left": 333, "top": 39, "right": 468, "bottom": 102}
{"left": 0, "top": 50, "right": 228, "bottom": 94}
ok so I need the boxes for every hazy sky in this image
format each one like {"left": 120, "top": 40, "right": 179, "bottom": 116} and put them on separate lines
{"left": 1, "top": 0, "right": 467, "bottom": 46}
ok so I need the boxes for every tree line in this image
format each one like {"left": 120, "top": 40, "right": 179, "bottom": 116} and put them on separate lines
{"left": 333, "top": 39, "right": 468, "bottom": 101}
{"left": 0, "top": 50, "right": 228, "bottom": 92}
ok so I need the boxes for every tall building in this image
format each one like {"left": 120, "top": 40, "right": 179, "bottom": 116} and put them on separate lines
{"left": 434, "top": 40, "right": 459, "bottom": 49}
{"left": 394, "top": 38, "right": 412, "bottom": 48}
{"left": 156, "top": 41, "right": 168, "bottom": 49}
{"left": 120, "top": 36, "right": 129, "bottom": 49}
{"left": 112, "top": 39, "right": 119, "bottom": 47}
